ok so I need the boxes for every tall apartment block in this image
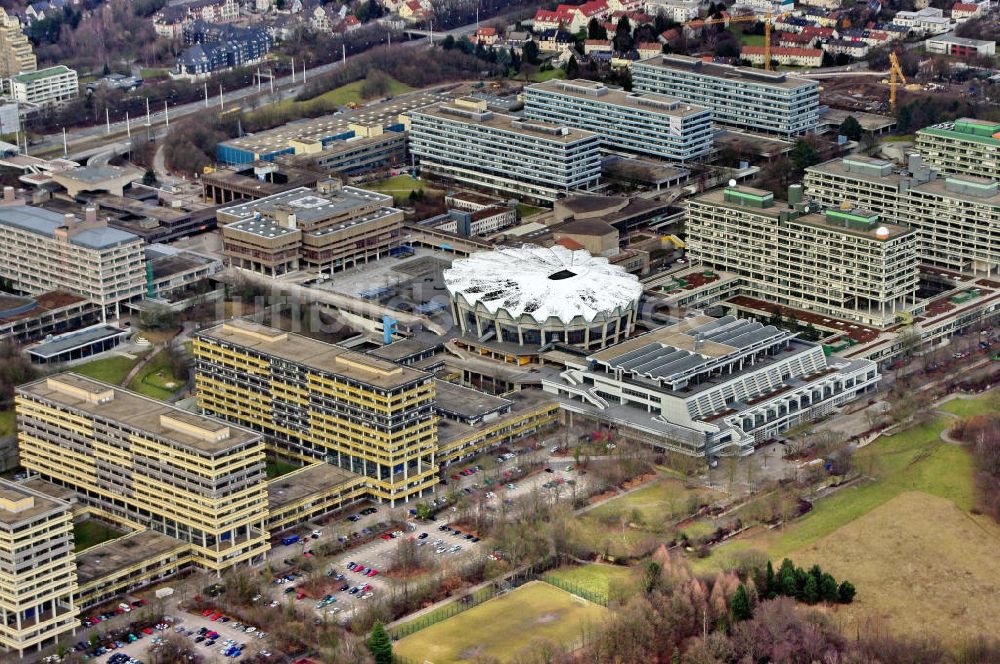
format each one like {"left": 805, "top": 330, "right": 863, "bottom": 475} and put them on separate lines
{"left": 0, "top": 8, "right": 35, "bottom": 77}
{"left": 194, "top": 320, "right": 440, "bottom": 505}
{"left": 406, "top": 97, "right": 602, "bottom": 202}
{"left": 0, "top": 481, "right": 77, "bottom": 656}
{"left": 631, "top": 54, "right": 819, "bottom": 136}
{"left": 804, "top": 154, "right": 1000, "bottom": 275}
{"left": 686, "top": 184, "right": 919, "bottom": 327}
{"left": 0, "top": 206, "right": 145, "bottom": 318}
{"left": 915, "top": 118, "right": 1000, "bottom": 181}
{"left": 10, "top": 65, "right": 78, "bottom": 107}
{"left": 217, "top": 179, "right": 403, "bottom": 276}
{"left": 16, "top": 374, "right": 270, "bottom": 572}
{"left": 521, "top": 79, "right": 713, "bottom": 162}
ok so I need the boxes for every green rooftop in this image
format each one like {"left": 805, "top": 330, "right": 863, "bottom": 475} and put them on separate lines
{"left": 954, "top": 118, "right": 1000, "bottom": 138}
{"left": 724, "top": 186, "right": 774, "bottom": 209}
{"left": 13, "top": 65, "right": 73, "bottom": 83}
{"left": 919, "top": 124, "right": 1000, "bottom": 148}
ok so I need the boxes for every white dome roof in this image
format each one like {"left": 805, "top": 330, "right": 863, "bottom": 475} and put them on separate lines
{"left": 444, "top": 244, "right": 642, "bottom": 325}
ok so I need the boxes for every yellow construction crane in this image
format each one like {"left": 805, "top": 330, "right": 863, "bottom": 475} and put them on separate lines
{"left": 889, "top": 51, "right": 906, "bottom": 112}
{"left": 687, "top": 12, "right": 792, "bottom": 71}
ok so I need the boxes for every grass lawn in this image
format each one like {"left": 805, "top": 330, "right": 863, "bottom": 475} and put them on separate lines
{"left": 938, "top": 392, "right": 998, "bottom": 419}
{"left": 517, "top": 203, "right": 545, "bottom": 219}
{"left": 127, "top": 350, "right": 184, "bottom": 400}
{"left": 702, "top": 416, "right": 974, "bottom": 571}
{"left": 394, "top": 581, "right": 605, "bottom": 663}
{"left": 250, "top": 77, "right": 412, "bottom": 119}
{"left": 529, "top": 68, "right": 565, "bottom": 83}
{"left": 882, "top": 134, "right": 914, "bottom": 142}
{"left": 738, "top": 33, "right": 766, "bottom": 46}
{"left": 139, "top": 68, "right": 170, "bottom": 81}
{"left": 266, "top": 460, "right": 300, "bottom": 479}
{"left": 73, "top": 520, "right": 126, "bottom": 552}
{"left": 71, "top": 354, "right": 144, "bottom": 386}
{"left": 545, "top": 564, "right": 635, "bottom": 602}
{"left": 589, "top": 476, "right": 717, "bottom": 525}
{"left": 366, "top": 174, "right": 442, "bottom": 205}
{"left": 0, "top": 410, "right": 14, "bottom": 438}
{"left": 795, "top": 491, "right": 1000, "bottom": 645}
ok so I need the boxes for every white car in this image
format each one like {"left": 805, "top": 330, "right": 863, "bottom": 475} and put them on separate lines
{"left": 312, "top": 529, "right": 322, "bottom": 537}
{"left": 245, "top": 627, "right": 256, "bottom": 634}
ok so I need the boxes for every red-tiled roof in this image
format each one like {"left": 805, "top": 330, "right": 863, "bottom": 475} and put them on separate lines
{"left": 741, "top": 45, "right": 822, "bottom": 57}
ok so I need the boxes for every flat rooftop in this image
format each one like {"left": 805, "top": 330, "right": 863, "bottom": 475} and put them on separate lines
{"left": 53, "top": 165, "right": 139, "bottom": 185}
{"left": 198, "top": 319, "right": 430, "bottom": 390}
{"left": 0, "top": 480, "right": 67, "bottom": 524}
{"left": 218, "top": 185, "right": 393, "bottom": 228}
{"left": 367, "top": 334, "right": 444, "bottom": 362}
{"left": 528, "top": 78, "right": 710, "bottom": 117}
{"left": 0, "top": 205, "right": 139, "bottom": 249}
{"left": 267, "top": 463, "right": 361, "bottom": 512}
{"left": 75, "top": 530, "right": 185, "bottom": 587}
{"left": 410, "top": 102, "right": 599, "bottom": 144}
{"left": 437, "top": 389, "right": 555, "bottom": 446}
{"left": 27, "top": 325, "right": 129, "bottom": 359}
{"left": 18, "top": 373, "right": 261, "bottom": 455}
{"left": 219, "top": 90, "right": 452, "bottom": 156}
{"left": 434, "top": 379, "right": 511, "bottom": 419}
{"left": 634, "top": 54, "right": 818, "bottom": 91}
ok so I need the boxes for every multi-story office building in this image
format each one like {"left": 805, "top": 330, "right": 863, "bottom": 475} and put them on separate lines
{"left": 16, "top": 374, "right": 270, "bottom": 572}
{"left": 804, "top": 154, "right": 1000, "bottom": 275}
{"left": 218, "top": 180, "right": 404, "bottom": 276}
{"left": 0, "top": 8, "right": 35, "bottom": 78}
{"left": 0, "top": 480, "right": 77, "bottom": 657}
{"left": 0, "top": 206, "right": 145, "bottom": 318}
{"left": 10, "top": 65, "right": 77, "bottom": 106}
{"left": 194, "top": 320, "right": 440, "bottom": 505}
{"left": 543, "top": 315, "right": 879, "bottom": 457}
{"left": 915, "top": 118, "right": 1000, "bottom": 181}
{"left": 521, "top": 79, "right": 713, "bottom": 163}
{"left": 631, "top": 54, "right": 820, "bottom": 136}
{"left": 406, "top": 97, "right": 602, "bottom": 202}
{"left": 686, "top": 184, "right": 919, "bottom": 327}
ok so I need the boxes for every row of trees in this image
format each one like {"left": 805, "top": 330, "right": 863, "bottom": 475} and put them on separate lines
{"left": 762, "top": 558, "right": 856, "bottom": 606}
{"left": 950, "top": 413, "right": 1000, "bottom": 523}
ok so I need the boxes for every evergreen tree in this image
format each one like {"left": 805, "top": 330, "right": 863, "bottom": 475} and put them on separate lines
{"left": 588, "top": 17, "right": 607, "bottom": 40}
{"left": 442, "top": 34, "right": 456, "bottom": 50}
{"left": 565, "top": 54, "right": 579, "bottom": 78}
{"left": 613, "top": 17, "right": 633, "bottom": 52}
{"left": 820, "top": 573, "right": 839, "bottom": 603}
{"left": 367, "top": 621, "right": 393, "bottom": 664}
{"left": 764, "top": 560, "right": 776, "bottom": 598}
{"left": 803, "top": 575, "right": 819, "bottom": 605}
{"left": 838, "top": 580, "right": 856, "bottom": 604}
{"left": 793, "top": 567, "right": 809, "bottom": 600}
{"left": 839, "top": 115, "right": 863, "bottom": 141}
{"left": 731, "top": 583, "right": 753, "bottom": 621}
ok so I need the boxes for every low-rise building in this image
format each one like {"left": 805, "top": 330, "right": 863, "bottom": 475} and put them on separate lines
{"left": 9, "top": 65, "right": 77, "bottom": 106}
{"left": 950, "top": 2, "right": 983, "bottom": 20}
{"left": 175, "top": 24, "right": 272, "bottom": 78}
{"left": 406, "top": 97, "right": 602, "bottom": 202}
{"left": 542, "top": 315, "right": 880, "bottom": 457}
{"left": 218, "top": 180, "right": 403, "bottom": 275}
{"left": 822, "top": 39, "right": 870, "bottom": 58}
{"left": 522, "top": 78, "right": 713, "bottom": 163}
{"left": 741, "top": 45, "right": 823, "bottom": 67}
{"left": 926, "top": 31, "right": 996, "bottom": 57}
{"left": 892, "top": 7, "right": 952, "bottom": 34}
{"left": 0, "top": 291, "right": 100, "bottom": 344}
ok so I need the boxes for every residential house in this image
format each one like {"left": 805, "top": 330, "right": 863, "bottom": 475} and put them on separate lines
{"left": 645, "top": 0, "right": 701, "bottom": 23}
{"left": 475, "top": 26, "right": 499, "bottom": 45}
{"left": 822, "top": 38, "right": 869, "bottom": 58}
{"left": 742, "top": 45, "right": 823, "bottom": 67}
{"left": 951, "top": 2, "right": 982, "bottom": 20}
{"left": 636, "top": 42, "right": 661, "bottom": 59}
{"left": 176, "top": 25, "right": 272, "bottom": 77}
{"left": 584, "top": 38, "right": 613, "bottom": 54}
{"left": 537, "top": 29, "right": 574, "bottom": 52}
{"left": 778, "top": 31, "right": 817, "bottom": 48}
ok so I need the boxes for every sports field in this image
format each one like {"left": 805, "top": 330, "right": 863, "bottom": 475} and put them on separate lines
{"left": 393, "top": 581, "right": 605, "bottom": 663}
{"left": 545, "top": 564, "right": 635, "bottom": 603}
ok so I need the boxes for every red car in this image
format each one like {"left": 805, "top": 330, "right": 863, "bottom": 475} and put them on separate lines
{"left": 361, "top": 584, "right": 372, "bottom": 592}
{"left": 142, "top": 627, "right": 154, "bottom": 635}
{"left": 380, "top": 533, "right": 392, "bottom": 540}
{"left": 206, "top": 631, "right": 219, "bottom": 639}
{"left": 210, "top": 612, "right": 223, "bottom": 621}
{"left": 366, "top": 569, "right": 379, "bottom": 577}
{"left": 202, "top": 609, "right": 214, "bottom": 617}
{"left": 295, "top": 592, "right": 305, "bottom": 600}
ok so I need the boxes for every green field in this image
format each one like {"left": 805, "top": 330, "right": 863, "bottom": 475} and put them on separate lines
{"left": 529, "top": 67, "right": 565, "bottom": 83}
{"left": 71, "top": 354, "right": 144, "bottom": 385}
{"left": 545, "top": 564, "right": 635, "bottom": 602}
{"left": 589, "top": 476, "right": 716, "bottom": 525}
{"left": 251, "top": 77, "right": 412, "bottom": 119}
{"left": 139, "top": 68, "right": 170, "bottom": 81}
{"left": 394, "top": 581, "right": 605, "bottom": 663}
{"left": 738, "top": 33, "right": 766, "bottom": 46}
{"left": 0, "top": 410, "right": 14, "bottom": 438}
{"left": 938, "top": 392, "right": 998, "bottom": 419}
{"left": 702, "top": 415, "right": 975, "bottom": 570}
{"left": 517, "top": 204, "right": 545, "bottom": 219}
{"left": 266, "top": 460, "right": 300, "bottom": 479}
{"left": 73, "top": 520, "right": 126, "bottom": 552}
{"left": 365, "top": 174, "right": 442, "bottom": 205}
{"left": 127, "top": 350, "right": 185, "bottom": 400}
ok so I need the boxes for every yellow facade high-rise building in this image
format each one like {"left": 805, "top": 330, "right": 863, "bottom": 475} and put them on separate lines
{"left": 0, "top": 8, "right": 35, "bottom": 78}
{"left": 194, "top": 319, "right": 440, "bottom": 505}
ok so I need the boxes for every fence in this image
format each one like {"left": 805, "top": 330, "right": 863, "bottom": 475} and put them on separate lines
{"left": 540, "top": 574, "right": 610, "bottom": 607}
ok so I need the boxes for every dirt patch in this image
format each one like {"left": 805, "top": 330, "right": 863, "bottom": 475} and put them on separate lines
{"left": 622, "top": 472, "right": 656, "bottom": 491}
{"left": 535, "top": 612, "right": 559, "bottom": 624}
{"left": 458, "top": 645, "right": 483, "bottom": 659}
